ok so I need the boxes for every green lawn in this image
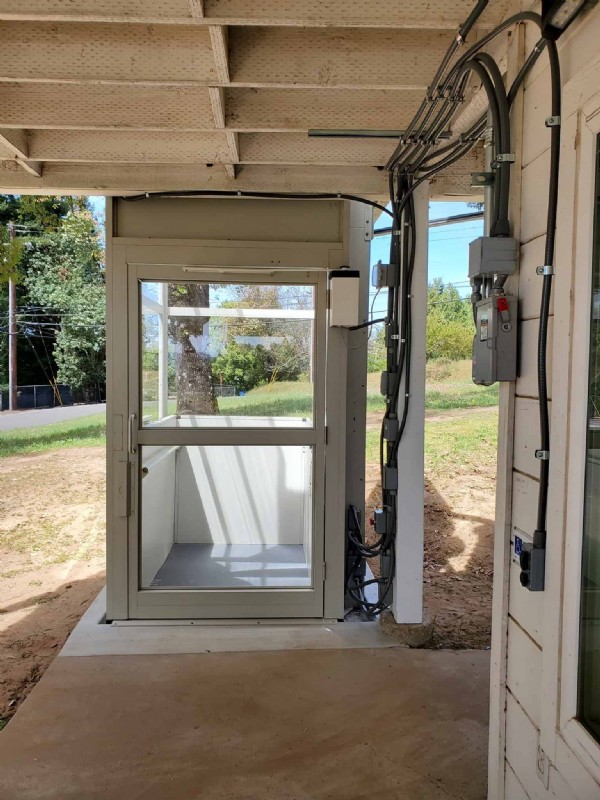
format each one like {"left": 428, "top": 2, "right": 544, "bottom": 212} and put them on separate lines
{"left": 366, "top": 408, "right": 499, "bottom": 472}
{"left": 0, "top": 413, "right": 106, "bottom": 458}
{"left": 0, "top": 360, "right": 497, "bottom": 458}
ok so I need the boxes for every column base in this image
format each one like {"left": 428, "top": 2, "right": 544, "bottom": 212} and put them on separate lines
{"left": 380, "top": 610, "right": 434, "bottom": 648}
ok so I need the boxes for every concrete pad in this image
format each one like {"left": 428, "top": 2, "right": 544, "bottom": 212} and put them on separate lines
{"left": 61, "top": 589, "right": 399, "bottom": 657}
{"left": 0, "top": 647, "right": 490, "bottom": 800}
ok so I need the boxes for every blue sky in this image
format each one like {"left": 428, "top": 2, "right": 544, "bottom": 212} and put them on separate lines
{"left": 370, "top": 200, "right": 482, "bottom": 318}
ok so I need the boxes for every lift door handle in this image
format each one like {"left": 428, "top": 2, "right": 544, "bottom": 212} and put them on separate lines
{"left": 128, "top": 413, "right": 137, "bottom": 455}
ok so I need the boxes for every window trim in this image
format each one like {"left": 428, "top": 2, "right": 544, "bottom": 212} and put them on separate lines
{"left": 557, "top": 91, "right": 600, "bottom": 781}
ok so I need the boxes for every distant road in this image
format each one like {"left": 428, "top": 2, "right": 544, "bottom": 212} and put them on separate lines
{"left": 0, "top": 403, "right": 106, "bottom": 431}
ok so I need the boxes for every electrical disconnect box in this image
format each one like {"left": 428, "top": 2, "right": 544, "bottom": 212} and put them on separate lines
{"left": 472, "top": 294, "right": 518, "bottom": 385}
{"left": 469, "top": 236, "right": 519, "bottom": 386}
{"left": 329, "top": 268, "right": 360, "bottom": 327}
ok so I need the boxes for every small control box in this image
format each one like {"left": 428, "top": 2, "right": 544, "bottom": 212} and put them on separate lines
{"left": 469, "top": 236, "right": 518, "bottom": 280}
{"left": 371, "top": 260, "right": 397, "bottom": 289}
{"left": 472, "top": 294, "right": 518, "bottom": 385}
{"left": 329, "top": 269, "right": 360, "bottom": 327}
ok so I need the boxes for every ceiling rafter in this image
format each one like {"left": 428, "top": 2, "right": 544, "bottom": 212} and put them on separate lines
{"left": 0, "top": 128, "right": 43, "bottom": 176}
{"left": 0, "top": 0, "right": 512, "bottom": 29}
{"left": 188, "top": 0, "right": 204, "bottom": 20}
{"left": 0, "top": 2, "right": 492, "bottom": 197}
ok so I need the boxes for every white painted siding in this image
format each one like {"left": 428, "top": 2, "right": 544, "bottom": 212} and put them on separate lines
{"left": 492, "top": 4, "right": 600, "bottom": 799}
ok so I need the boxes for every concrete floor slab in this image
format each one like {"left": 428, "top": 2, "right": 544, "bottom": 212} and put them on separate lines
{"left": 0, "top": 647, "right": 490, "bottom": 800}
{"left": 61, "top": 590, "right": 399, "bottom": 657}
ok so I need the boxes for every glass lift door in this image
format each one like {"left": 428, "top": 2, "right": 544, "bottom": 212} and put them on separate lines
{"left": 126, "top": 265, "right": 327, "bottom": 619}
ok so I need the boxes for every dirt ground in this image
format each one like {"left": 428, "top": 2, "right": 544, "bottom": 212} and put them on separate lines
{"left": 0, "top": 446, "right": 105, "bottom": 726}
{"left": 0, "top": 421, "right": 495, "bottom": 724}
{"left": 365, "top": 470, "right": 494, "bottom": 650}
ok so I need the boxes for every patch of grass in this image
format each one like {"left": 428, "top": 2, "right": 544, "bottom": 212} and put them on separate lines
{"left": 425, "top": 409, "right": 499, "bottom": 473}
{"left": 365, "top": 408, "right": 499, "bottom": 475}
{"left": 218, "top": 382, "right": 313, "bottom": 419}
{"left": 0, "top": 413, "right": 106, "bottom": 458}
{"left": 366, "top": 359, "right": 499, "bottom": 412}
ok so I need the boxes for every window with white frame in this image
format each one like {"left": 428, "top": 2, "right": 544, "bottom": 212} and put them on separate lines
{"left": 579, "top": 134, "right": 600, "bottom": 742}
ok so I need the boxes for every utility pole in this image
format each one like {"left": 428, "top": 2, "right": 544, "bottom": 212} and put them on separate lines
{"left": 8, "top": 221, "right": 17, "bottom": 411}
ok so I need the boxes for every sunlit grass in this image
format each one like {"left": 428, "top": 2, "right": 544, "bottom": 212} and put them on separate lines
{"left": 365, "top": 408, "right": 499, "bottom": 474}
{"left": 0, "top": 413, "right": 106, "bottom": 458}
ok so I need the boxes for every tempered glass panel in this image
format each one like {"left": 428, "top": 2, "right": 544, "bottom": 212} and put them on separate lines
{"left": 139, "top": 444, "right": 314, "bottom": 590}
{"left": 579, "top": 135, "right": 600, "bottom": 743}
{"left": 140, "top": 280, "right": 315, "bottom": 428}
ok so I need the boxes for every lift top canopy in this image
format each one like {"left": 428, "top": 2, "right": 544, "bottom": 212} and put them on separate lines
{"left": 0, "top": 0, "right": 511, "bottom": 197}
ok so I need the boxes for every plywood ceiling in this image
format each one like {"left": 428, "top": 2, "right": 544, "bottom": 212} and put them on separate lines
{"left": 0, "top": 1, "right": 511, "bottom": 196}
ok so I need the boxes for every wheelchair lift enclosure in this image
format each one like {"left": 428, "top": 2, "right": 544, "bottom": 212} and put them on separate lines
{"left": 106, "top": 197, "right": 370, "bottom": 621}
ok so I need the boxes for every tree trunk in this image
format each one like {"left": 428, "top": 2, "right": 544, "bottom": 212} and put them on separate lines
{"left": 169, "top": 282, "right": 217, "bottom": 415}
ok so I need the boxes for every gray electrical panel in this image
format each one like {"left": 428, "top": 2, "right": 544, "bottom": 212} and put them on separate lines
{"left": 472, "top": 294, "right": 518, "bottom": 385}
{"left": 469, "top": 236, "right": 518, "bottom": 280}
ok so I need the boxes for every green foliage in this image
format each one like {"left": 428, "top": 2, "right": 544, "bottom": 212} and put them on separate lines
{"left": 426, "top": 277, "right": 473, "bottom": 361}
{"left": 0, "top": 227, "right": 24, "bottom": 283}
{"left": 266, "top": 339, "right": 308, "bottom": 382}
{"left": 212, "top": 342, "right": 268, "bottom": 392}
{"left": 24, "top": 209, "right": 105, "bottom": 397}
{"left": 426, "top": 314, "right": 473, "bottom": 361}
{"left": 367, "top": 324, "right": 387, "bottom": 372}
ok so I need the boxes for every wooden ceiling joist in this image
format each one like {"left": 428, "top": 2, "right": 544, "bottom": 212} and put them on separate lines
{"left": 0, "top": 0, "right": 511, "bottom": 30}
{"left": 0, "top": 1, "right": 496, "bottom": 196}
{"left": 0, "top": 22, "right": 452, "bottom": 90}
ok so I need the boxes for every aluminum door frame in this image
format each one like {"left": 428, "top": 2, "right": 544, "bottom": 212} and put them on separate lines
{"left": 126, "top": 262, "right": 327, "bottom": 619}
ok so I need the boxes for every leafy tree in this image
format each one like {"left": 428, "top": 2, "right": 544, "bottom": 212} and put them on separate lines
{"left": 212, "top": 341, "right": 268, "bottom": 392}
{"left": 0, "top": 195, "right": 101, "bottom": 391}
{"left": 426, "top": 312, "right": 473, "bottom": 361}
{"left": 212, "top": 283, "right": 312, "bottom": 385}
{"left": 25, "top": 208, "right": 105, "bottom": 399}
{"left": 426, "top": 277, "right": 473, "bottom": 361}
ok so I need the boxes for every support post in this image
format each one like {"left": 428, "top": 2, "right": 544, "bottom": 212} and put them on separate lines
{"left": 158, "top": 281, "right": 169, "bottom": 420}
{"left": 8, "top": 221, "right": 17, "bottom": 411}
{"left": 392, "top": 181, "right": 429, "bottom": 624}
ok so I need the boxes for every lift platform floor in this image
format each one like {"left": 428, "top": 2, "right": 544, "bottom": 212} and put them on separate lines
{"left": 151, "top": 543, "right": 311, "bottom": 588}
{"left": 0, "top": 632, "right": 490, "bottom": 799}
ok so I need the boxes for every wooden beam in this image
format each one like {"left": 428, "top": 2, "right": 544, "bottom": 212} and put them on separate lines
{"left": 0, "top": 21, "right": 217, "bottom": 85}
{"left": 227, "top": 27, "right": 453, "bottom": 90}
{"left": 209, "top": 26, "right": 229, "bottom": 84}
{"left": 0, "top": 128, "right": 43, "bottom": 176}
{"left": 188, "top": 0, "right": 204, "bottom": 20}
{"left": 0, "top": 83, "right": 216, "bottom": 131}
{"left": 25, "top": 130, "right": 231, "bottom": 164}
{"left": 0, "top": 162, "right": 390, "bottom": 195}
{"left": 0, "top": 127, "right": 28, "bottom": 158}
{"left": 0, "top": 159, "right": 478, "bottom": 197}
{"left": 225, "top": 87, "right": 424, "bottom": 132}
{"left": 0, "top": 0, "right": 512, "bottom": 29}
{"left": 226, "top": 131, "right": 239, "bottom": 163}
{"left": 208, "top": 86, "right": 226, "bottom": 128}
{"left": 224, "top": 130, "right": 239, "bottom": 180}
{"left": 0, "top": 82, "right": 425, "bottom": 133}
{"left": 0, "top": 22, "right": 455, "bottom": 89}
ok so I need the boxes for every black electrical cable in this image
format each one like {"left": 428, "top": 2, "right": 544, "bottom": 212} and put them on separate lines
{"left": 348, "top": 317, "right": 386, "bottom": 331}
{"left": 123, "top": 189, "right": 393, "bottom": 219}
{"left": 535, "top": 38, "right": 561, "bottom": 550}
{"left": 387, "top": 10, "right": 543, "bottom": 172}
{"left": 347, "top": 6, "right": 567, "bottom": 615}
{"left": 472, "top": 52, "right": 512, "bottom": 236}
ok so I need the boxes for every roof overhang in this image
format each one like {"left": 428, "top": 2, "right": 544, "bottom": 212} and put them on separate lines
{"left": 0, "top": 1, "right": 512, "bottom": 198}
